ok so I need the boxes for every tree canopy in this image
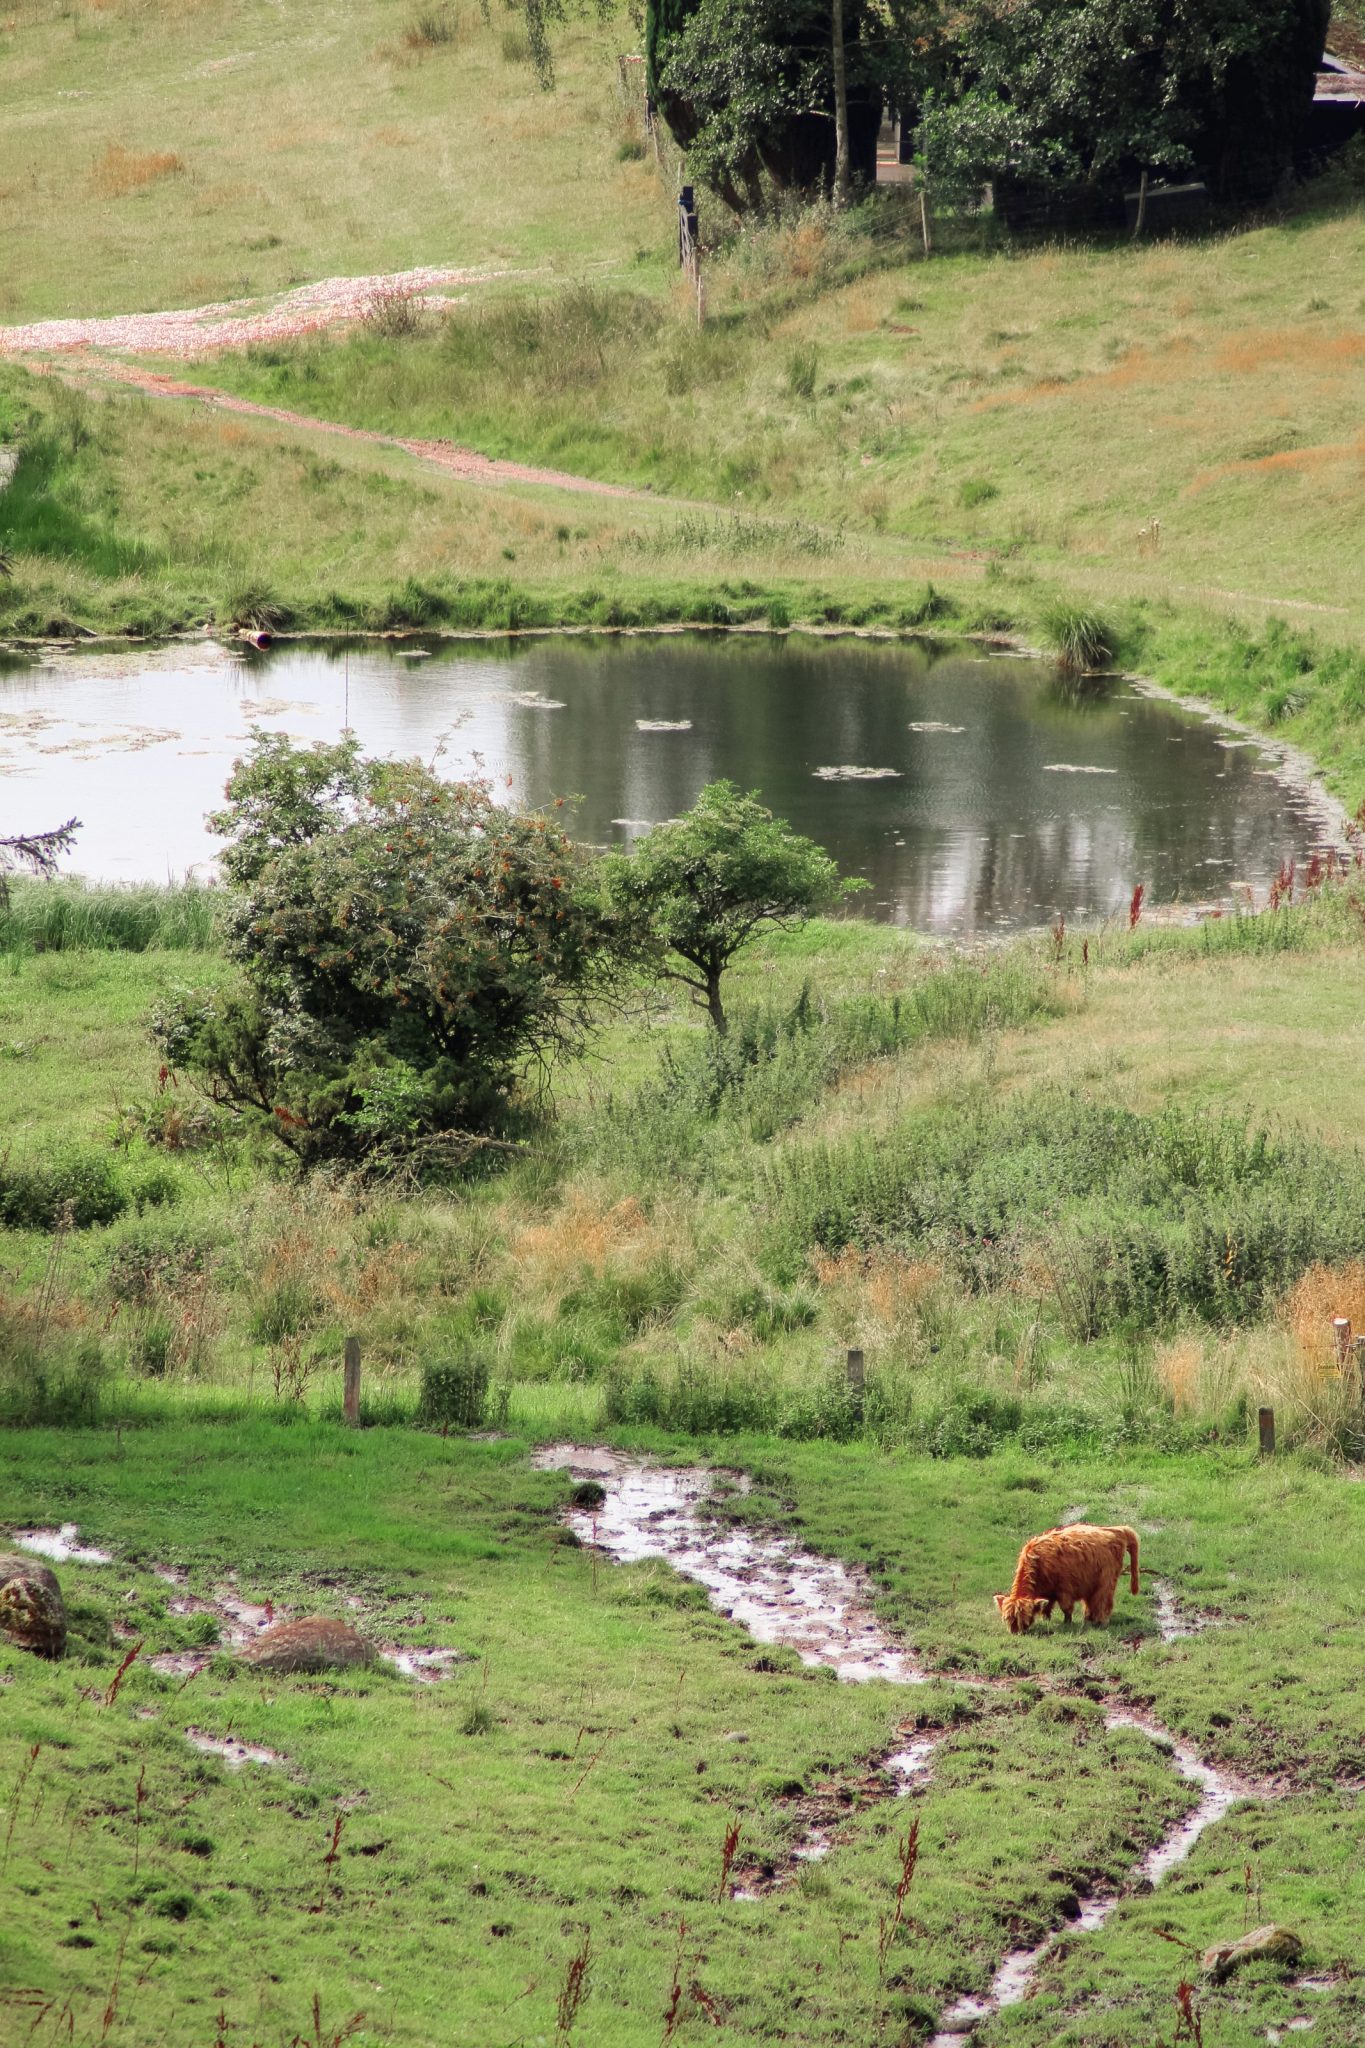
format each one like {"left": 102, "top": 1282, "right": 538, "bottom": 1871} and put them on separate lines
{"left": 602, "top": 780, "right": 862, "bottom": 1033}
{"left": 651, "top": 0, "right": 913, "bottom": 207}
{"left": 916, "top": 0, "right": 1329, "bottom": 215}
{"left": 155, "top": 735, "right": 627, "bottom": 1167}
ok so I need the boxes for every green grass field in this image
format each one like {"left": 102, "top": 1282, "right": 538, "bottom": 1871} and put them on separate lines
{"left": 0, "top": 1, "right": 659, "bottom": 321}
{"left": 3, "top": 1422, "right": 1364, "bottom": 2045}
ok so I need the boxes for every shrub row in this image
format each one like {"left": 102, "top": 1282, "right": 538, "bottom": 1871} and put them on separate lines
{"left": 0, "top": 1150, "right": 178, "bottom": 1231}
{"left": 761, "top": 1086, "right": 1365, "bottom": 1333}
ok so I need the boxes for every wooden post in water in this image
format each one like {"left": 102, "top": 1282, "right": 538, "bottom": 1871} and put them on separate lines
{"left": 846, "top": 1348, "right": 865, "bottom": 1423}
{"left": 1258, "top": 1406, "right": 1275, "bottom": 1456}
{"left": 1333, "top": 1317, "right": 1352, "bottom": 1369}
{"left": 344, "top": 1336, "right": 362, "bottom": 1425}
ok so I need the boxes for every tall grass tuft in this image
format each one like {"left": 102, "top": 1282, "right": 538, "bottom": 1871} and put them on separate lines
{"left": 1041, "top": 600, "right": 1114, "bottom": 674}
{"left": 0, "top": 880, "right": 220, "bottom": 953}
{"left": 762, "top": 1086, "right": 1365, "bottom": 1336}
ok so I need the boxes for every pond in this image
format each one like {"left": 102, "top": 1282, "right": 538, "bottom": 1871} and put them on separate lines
{"left": 0, "top": 632, "right": 1337, "bottom": 935}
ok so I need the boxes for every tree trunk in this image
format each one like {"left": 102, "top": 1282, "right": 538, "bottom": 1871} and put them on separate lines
{"left": 706, "top": 966, "right": 727, "bottom": 1035}
{"left": 830, "top": 0, "right": 851, "bottom": 208}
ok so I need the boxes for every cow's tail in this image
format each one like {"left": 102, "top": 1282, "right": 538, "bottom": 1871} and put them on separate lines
{"left": 1119, "top": 1526, "right": 1140, "bottom": 1594}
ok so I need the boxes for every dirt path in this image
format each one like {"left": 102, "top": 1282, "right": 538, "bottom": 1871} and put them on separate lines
{"left": 0, "top": 264, "right": 518, "bottom": 361}
{"left": 57, "top": 356, "right": 653, "bottom": 503}
{"left": 2, "top": 260, "right": 655, "bottom": 503}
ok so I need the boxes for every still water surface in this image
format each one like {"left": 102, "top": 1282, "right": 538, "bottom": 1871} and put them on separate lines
{"left": 0, "top": 633, "right": 1334, "bottom": 935}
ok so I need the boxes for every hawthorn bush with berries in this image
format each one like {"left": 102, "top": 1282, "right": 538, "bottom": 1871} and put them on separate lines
{"left": 154, "top": 733, "right": 627, "bottom": 1166}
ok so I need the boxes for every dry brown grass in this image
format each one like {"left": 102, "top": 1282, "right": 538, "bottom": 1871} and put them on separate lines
{"left": 90, "top": 143, "right": 185, "bottom": 199}
{"left": 1281, "top": 1260, "right": 1365, "bottom": 1368}
{"left": 1187, "top": 431, "right": 1365, "bottom": 495}
{"left": 1155, "top": 1320, "right": 1362, "bottom": 1452}
{"left": 814, "top": 1247, "right": 945, "bottom": 1347}
{"left": 1154, "top": 1336, "right": 1206, "bottom": 1417}
{"left": 510, "top": 1192, "right": 663, "bottom": 1296}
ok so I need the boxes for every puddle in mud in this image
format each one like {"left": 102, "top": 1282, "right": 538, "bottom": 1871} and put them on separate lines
{"left": 13, "top": 1524, "right": 112, "bottom": 1565}
{"left": 183, "top": 1726, "right": 286, "bottom": 1770}
{"left": 1152, "top": 1579, "right": 1225, "bottom": 1642}
{"left": 731, "top": 1733, "right": 942, "bottom": 1899}
{"left": 148, "top": 1579, "right": 289, "bottom": 1676}
{"left": 378, "top": 1645, "right": 472, "bottom": 1682}
{"left": 539, "top": 1447, "right": 1267, "bottom": 2043}
{"left": 11, "top": 1529, "right": 467, "bottom": 1684}
{"left": 533, "top": 1447, "right": 925, "bottom": 1683}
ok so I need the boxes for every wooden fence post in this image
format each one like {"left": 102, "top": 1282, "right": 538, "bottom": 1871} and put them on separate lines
{"left": 344, "top": 1336, "right": 361, "bottom": 1425}
{"left": 678, "top": 185, "right": 703, "bottom": 326}
{"left": 846, "top": 1347, "right": 865, "bottom": 1422}
{"left": 1333, "top": 1316, "right": 1352, "bottom": 1369}
{"left": 1257, "top": 1406, "right": 1275, "bottom": 1456}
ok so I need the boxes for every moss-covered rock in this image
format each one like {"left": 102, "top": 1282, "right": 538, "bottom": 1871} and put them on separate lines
{"left": 0, "top": 1554, "right": 67, "bottom": 1658}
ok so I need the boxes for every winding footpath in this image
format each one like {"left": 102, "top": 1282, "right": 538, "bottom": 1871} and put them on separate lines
{"left": 534, "top": 1446, "right": 1275, "bottom": 2046}
{"left": 0, "top": 262, "right": 653, "bottom": 502}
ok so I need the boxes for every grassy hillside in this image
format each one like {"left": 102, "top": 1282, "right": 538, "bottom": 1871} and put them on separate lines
{"left": 5, "top": 899, "right": 1365, "bottom": 2043}
{"left": 2, "top": 3, "right": 1364, "bottom": 808}
{"left": 0, "top": 0, "right": 660, "bottom": 320}
{"left": 3, "top": 1420, "right": 1364, "bottom": 2046}
{"left": 5, "top": 889, "right": 1365, "bottom": 1448}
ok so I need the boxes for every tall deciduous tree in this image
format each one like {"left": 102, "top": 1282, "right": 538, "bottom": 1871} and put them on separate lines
{"left": 602, "top": 781, "right": 863, "bottom": 1034}
{"left": 651, "top": 0, "right": 911, "bottom": 207}
{"left": 916, "top": 0, "right": 1330, "bottom": 217}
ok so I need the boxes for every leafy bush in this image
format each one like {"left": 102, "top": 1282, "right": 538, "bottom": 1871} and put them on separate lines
{"left": 0, "top": 1149, "right": 126, "bottom": 1230}
{"left": 418, "top": 1353, "right": 491, "bottom": 1429}
{"left": 154, "top": 733, "right": 633, "bottom": 1166}
{"left": 603, "top": 781, "right": 863, "bottom": 1034}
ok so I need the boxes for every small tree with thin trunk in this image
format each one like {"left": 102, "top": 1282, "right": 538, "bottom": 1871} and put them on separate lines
{"left": 603, "top": 781, "right": 861, "bottom": 1034}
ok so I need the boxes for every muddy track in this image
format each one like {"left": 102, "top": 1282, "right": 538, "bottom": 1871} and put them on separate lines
{"left": 534, "top": 1447, "right": 1273, "bottom": 2045}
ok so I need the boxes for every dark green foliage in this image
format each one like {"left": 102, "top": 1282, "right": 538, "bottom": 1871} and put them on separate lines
{"left": 603, "top": 780, "right": 861, "bottom": 1033}
{"left": 656, "top": 0, "right": 895, "bottom": 206}
{"left": 645, "top": 0, "right": 699, "bottom": 102}
{"left": 153, "top": 733, "right": 631, "bottom": 1165}
{"left": 0, "top": 1150, "right": 125, "bottom": 1230}
{"left": 918, "top": 0, "right": 1331, "bottom": 218}
{"left": 417, "top": 1353, "right": 491, "bottom": 1430}
{"left": 763, "top": 1087, "right": 1365, "bottom": 1334}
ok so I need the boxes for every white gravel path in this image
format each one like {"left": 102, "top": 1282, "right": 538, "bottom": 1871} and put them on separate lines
{"left": 0, "top": 264, "right": 514, "bottom": 360}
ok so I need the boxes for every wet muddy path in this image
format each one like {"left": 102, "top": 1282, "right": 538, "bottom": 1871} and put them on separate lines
{"left": 535, "top": 1447, "right": 1269, "bottom": 2044}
